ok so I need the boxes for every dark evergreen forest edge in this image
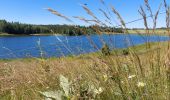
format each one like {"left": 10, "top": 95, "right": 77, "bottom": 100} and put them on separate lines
{"left": 0, "top": 19, "right": 123, "bottom": 36}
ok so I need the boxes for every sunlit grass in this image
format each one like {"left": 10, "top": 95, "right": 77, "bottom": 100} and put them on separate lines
{"left": 0, "top": 42, "right": 169, "bottom": 99}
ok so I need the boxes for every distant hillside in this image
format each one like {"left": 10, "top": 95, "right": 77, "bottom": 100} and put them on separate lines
{"left": 0, "top": 20, "right": 123, "bottom": 36}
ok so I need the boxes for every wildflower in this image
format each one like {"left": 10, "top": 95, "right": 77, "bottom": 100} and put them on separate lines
{"left": 128, "top": 75, "right": 136, "bottom": 79}
{"left": 94, "top": 87, "right": 103, "bottom": 94}
{"left": 137, "top": 82, "right": 146, "bottom": 87}
{"left": 98, "top": 87, "right": 103, "bottom": 93}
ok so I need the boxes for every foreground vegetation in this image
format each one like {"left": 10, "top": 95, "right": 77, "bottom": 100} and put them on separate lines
{"left": 0, "top": 42, "right": 169, "bottom": 99}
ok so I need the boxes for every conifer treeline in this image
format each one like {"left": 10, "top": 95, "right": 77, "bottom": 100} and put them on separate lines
{"left": 0, "top": 20, "right": 123, "bottom": 35}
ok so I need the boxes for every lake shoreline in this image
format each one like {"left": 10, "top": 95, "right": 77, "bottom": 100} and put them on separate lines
{"left": 0, "top": 33, "right": 63, "bottom": 37}
{"left": 0, "top": 34, "right": 169, "bottom": 59}
{"left": 0, "top": 42, "right": 160, "bottom": 61}
{"left": 0, "top": 31, "right": 169, "bottom": 37}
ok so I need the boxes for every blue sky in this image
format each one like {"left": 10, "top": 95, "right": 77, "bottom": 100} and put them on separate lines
{"left": 0, "top": 0, "right": 169, "bottom": 28}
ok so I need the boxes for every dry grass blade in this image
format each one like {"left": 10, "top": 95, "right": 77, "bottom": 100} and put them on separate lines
{"left": 168, "top": 7, "right": 170, "bottom": 27}
{"left": 99, "top": 0, "right": 115, "bottom": 24}
{"left": 73, "top": 16, "right": 106, "bottom": 36}
{"left": 163, "top": 0, "right": 170, "bottom": 50}
{"left": 105, "top": 19, "right": 112, "bottom": 25}
{"left": 81, "top": 4, "right": 98, "bottom": 20}
{"left": 46, "top": 8, "right": 72, "bottom": 22}
{"left": 80, "top": 4, "right": 107, "bottom": 26}
{"left": 111, "top": 5, "right": 127, "bottom": 32}
{"left": 164, "top": 0, "right": 170, "bottom": 29}
{"left": 153, "top": 4, "right": 162, "bottom": 30}
{"left": 98, "top": 8, "right": 113, "bottom": 25}
{"left": 87, "top": 20, "right": 101, "bottom": 24}
{"left": 144, "top": 0, "right": 162, "bottom": 34}
{"left": 73, "top": 16, "right": 90, "bottom": 23}
{"left": 99, "top": 9, "right": 111, "bottom": 20}
{"left": 73, "top": 16, "right": 100, "bottom": 25}
{"left": 138, "top": 6, "right": 149, "bottom": 31}
{"left": 144, "top": 0, "right": 153, "bottom": 19}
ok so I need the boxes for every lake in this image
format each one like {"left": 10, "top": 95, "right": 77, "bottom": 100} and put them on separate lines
{"left": 0, "top": 34, "right": 169, "bottom": 59}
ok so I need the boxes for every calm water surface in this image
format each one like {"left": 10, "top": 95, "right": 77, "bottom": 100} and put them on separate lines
{"left": 0, "top": 34, "right": 169, "bottom": 59}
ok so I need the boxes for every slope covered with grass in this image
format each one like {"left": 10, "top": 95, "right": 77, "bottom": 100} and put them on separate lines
{"left": 0, "top": 42, "right": 169, "bottom": 99}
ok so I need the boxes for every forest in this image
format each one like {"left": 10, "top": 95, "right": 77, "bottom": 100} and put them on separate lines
{"left": 0, "top": 19, "right": 123, "bottom": 35}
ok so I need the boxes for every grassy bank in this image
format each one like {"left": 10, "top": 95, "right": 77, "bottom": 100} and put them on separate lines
{"left": 0, "top": 33, "right": 62, "bottom": 37}
{"left": 0, "top": 41, "right": 169, "bottom": 99}
{"left": 127, "top": 29, "right": 169, "bottom": 36}
{"left": 0, "top": 33, "right": 14, "bottom": 36}
{"left": 0, "top": 29, "right": 168, "bottom": 37}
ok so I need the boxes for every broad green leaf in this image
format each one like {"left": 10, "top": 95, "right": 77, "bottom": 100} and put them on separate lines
{"left": 60, "top": 75, "right": 70, "bottom": 96}
{"left": 40, "top": 90, "right": 63, "bottom": 100}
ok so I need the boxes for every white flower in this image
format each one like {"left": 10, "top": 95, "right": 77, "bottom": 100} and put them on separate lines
{"left": 98, "top": 87, "right": 103, "bottom": 93}
{"left": 128, "top": 75, "right": 136, "bottom": 79}
{"left": 137, "top": 82, "right": 146, "bottom": 87}
{"left": 94, "top": 87, "right": 103, "bottom": 94}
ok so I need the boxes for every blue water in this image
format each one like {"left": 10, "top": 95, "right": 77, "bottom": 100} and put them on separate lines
{"left": 0, "top": 34, "right": 169, "bottom": 59}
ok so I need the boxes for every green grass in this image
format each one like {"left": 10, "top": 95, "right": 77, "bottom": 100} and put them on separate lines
{"left": 0, "top": 33, "right": 14, "bottom": 36}
{"left": 0, "top": 32, "right": 63, "bottom": 37}
{"left": 127, "top": 29, "right": 168, "bottom": 36}
{"left": 0, "top": 41, "right": 169, "bottom": 99}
